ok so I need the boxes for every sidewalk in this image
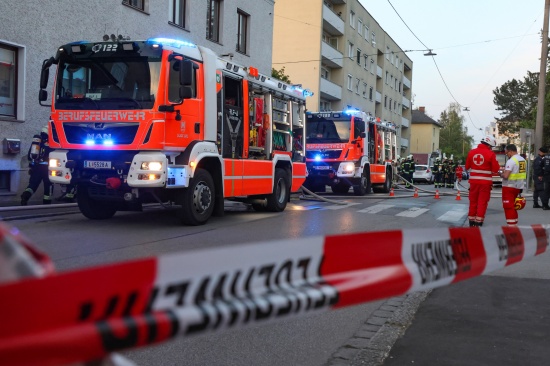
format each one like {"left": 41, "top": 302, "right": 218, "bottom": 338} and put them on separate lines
{"left": 383, "top": 192, "right": 550, "bottom": 365}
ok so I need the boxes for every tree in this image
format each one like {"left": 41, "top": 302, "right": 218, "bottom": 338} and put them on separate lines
{"left": 272, "top": 66, "right": 292, "bottom": 83}
{"left": 492, "top": 72, "right": 539, "bottom": 137}
{"left": 438, "top": 103, "right": 474, "bottom": 162}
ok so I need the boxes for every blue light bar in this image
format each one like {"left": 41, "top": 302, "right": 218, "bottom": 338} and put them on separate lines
{"left": 314, "top": 155, "right": 322, "bottom": 161}
{"left": 344, "top": 109, "right": 360, "bottom": 115}
{"left": 85, "top": 139, "right": 95, "bottom": 145}
{"left": 103, "top": 140, "right": 114, "bottom": 146}
{"left": 147, "top": 37, "right": 196, "bottom": 49}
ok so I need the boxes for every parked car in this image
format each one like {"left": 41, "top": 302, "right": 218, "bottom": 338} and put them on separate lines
{"left": 413, "top": 165, "right": 434, "bottom": 183}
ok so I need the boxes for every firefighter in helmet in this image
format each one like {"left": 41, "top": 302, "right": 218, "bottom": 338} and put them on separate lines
{"left": 21, "top": 126, "right": 53, "bottom": 205}
{"left": 433, "top": 157, "right": 443, "bottom": 188}
{"left": 401, "top": 154, "right": 415, "bottom": 188}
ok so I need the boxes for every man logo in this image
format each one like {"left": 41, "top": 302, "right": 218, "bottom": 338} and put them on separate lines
{"left": 87, "top": 133, "right": 112, "bottom": 140}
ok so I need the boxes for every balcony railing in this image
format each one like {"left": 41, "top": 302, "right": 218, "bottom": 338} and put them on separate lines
{"left": 321, "top": 41, "right": 343, "bottom": 69}
{"left": 320, "top": 77, "right": 342, "bottom": 101}
{"left": 402, "top": 96, "right": 410, "bottom": 109}
{"left": 401, "top": 116, "right": 410, "bottom": 128}
{"left": 322, "top": 4, "right": 344, "bottom": 36}
{"left": 400, "top": 137, "right": 409, "bottom": 148}
{"left": 403, "top": 75, "right": 411, "bottom": 89}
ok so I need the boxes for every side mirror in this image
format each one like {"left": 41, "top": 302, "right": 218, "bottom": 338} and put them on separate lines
{"left": 40, "top": 68, "right": 49, "bottom": 89}
{"left": 180, "top": 86, "right": 193, "bottom": 99}
{"left": 360, "top": 132, "right": 366, "bottom": 139}
{"left": 38, "top": 89, "right": 48, "bottom": 102}
{"left": 179, "top": 59, "right": 194, "bottom": 86}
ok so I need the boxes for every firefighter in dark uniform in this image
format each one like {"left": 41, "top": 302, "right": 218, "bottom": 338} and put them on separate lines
{"left": 533, "top": 147, "right": 548, "bottom": 208}
{"left": 442, "top": 158, "right": 450, "bottom": 188}
{"left": 402, "top": 154, "right": 415, "bottom": 188}
{"left": 446, "top": 158, "right": 456, "bottom": 188}
{"left": 21, "top": 126, "right": 53, "bottom": 205}
{"left": 433, "top": 157, "right": 443, "bottom": 188}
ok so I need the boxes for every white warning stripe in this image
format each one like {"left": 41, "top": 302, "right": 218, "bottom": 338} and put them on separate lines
{"left": 437, "top": 209, "right": 467, "bottom": 222}
{"left": 357, "top": 204, "right": 395, "bottom": 213}
{"left": 396, "top": 207, "right": 430, "bottom": 218}
{"left": 323, "top": 202, "right": 361, "bottom": 210}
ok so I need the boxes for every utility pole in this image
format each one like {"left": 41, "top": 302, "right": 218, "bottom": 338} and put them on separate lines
{"left": 535, "top": 0, "right": 550, "bottom": 150}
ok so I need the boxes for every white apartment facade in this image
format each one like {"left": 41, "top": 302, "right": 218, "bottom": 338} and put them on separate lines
{"left": 0, "top": 0, "right": 274, "bottom": 204}
{"left": 272, "top": 0, "right": 413, "bottom": 155}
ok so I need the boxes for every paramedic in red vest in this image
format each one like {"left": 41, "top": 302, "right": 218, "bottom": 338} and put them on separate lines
{"left": 465, "top": 136, "right": 500, "bottom": 227}
{"left": 500, "top": 144, "right": 527, "bottom": 226}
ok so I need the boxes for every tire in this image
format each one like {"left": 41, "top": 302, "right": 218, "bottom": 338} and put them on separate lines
{"left": 380, "top": 169, "right": 392, "bottom": 193}
{"left": 178, "top": 168, "right": 215, "bottom": 225}
{"left": 331, "top": 182, "right": 350, "bottom": 194}
{"left": 353, "top": 170, "right": 371, "bottom": 196}
{"left": 77, "top": 186, "right": 117, "bottom": 220}
{"left": 266, "top": 168, "right": 289, "bottom": 212}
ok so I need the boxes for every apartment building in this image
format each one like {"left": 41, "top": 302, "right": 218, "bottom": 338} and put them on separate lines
{"left": 272, "top": 0, "right": 413, "bottom": 155}
{"left": 0, "top": 0, "right": 274, "bottom": 204}
{"left": 411, "top": 107, "right": 442, "bottom": 164}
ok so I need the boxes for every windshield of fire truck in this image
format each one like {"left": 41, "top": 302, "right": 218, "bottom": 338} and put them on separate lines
{"left": 306, "top": 118, "right": 351, "bottom": 143}
{"left": 495, "top": 153, "right": 507, "bottom": 167}
{"left": 54, "top": 57, "right": 161, "bottom": 110}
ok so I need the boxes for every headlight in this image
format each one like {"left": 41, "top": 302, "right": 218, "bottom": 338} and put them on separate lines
{"left": 49, "top": 158, "right": 61, "bottom": 168}
{"left": 341, "top": 162, "right": 355, "bottom": 173}
{"left": 141, "top": 161, "right": 163, "bottom": 171}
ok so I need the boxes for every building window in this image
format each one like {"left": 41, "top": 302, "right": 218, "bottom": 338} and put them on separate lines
{"left": 370, "top": 59, "right": 375, "bottom": 74}
{"left": 350, "top": 11, "right": 355, "bottom": 28}
{"left": 358, "top": 19, "right": 362, "bottom": 35}
{"left": 384, "top": 95, "right": 387, "bottom": 108}
{"left": 355, "top": 78, "right": 360, "bottom": 94}
{"left": 371, "top": 31, "right": 376, "bottom": 46}
{"left": 394, "top": 101, "right": 397, "bottom": 111}
{"left": 356, "top": 49, "right": 361, "bottom": 65}
{"left": 0, "top": 44, "right": 17, "bottom": 118}
{"left": 363, "top": 82, "right": 368, "bottom": 98}
{"left": 207, "top": 0, "right": 222, "bottom": 42}
{"left": 369, "top": 87, "right": 373, "bottom": 101}
{"left": 348, "top": 42, "right": 354, "bottom": 60}
{"left": 364, "top": 54, "right": 368, "bottom": 69}
{"left": 320, "top": 100, "right": 331, "bottom": 111}
{"left": 364, "top": 25, "right": 369, "bottom": 40}
{"left": 385, "top": 71, "right": 389, "bottom": 84}
{"left": 321, "top": 67, "right": 329, "bottom": 79}
{"left": 170, "top": 0, "right": 187, "bottom": 28}
{"left": 0, "top": 171, "right": 10, "bottom": 192}
{"left": 386, "top": 46, "right": 390, "bottom": 60}
{"left": 347, "top": 74, "right": 353, "bottom": 90}
{"left": 236, "top": 10, "right": 249, "bottom": 54}
{"left": 123, "top": 0, "right": 145, "bottom": 11}
{"left": 389, "top": 98, "right": 392, "bottom": 111}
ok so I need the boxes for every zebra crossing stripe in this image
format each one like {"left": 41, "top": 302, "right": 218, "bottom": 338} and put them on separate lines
{"left": 323, "top": 202, "right": 361, "bottom": 210}
{"left": 357, "top": 204, "right": 395, "bottom": 213}
{"left": 437, "top": 209, "right": 467, "bottom": 222}
{"left": 396, "top": 207, "right": 430, "bottom": 218}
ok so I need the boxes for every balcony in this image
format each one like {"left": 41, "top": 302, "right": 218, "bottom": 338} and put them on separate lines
{"left": 320, "top": 77, "right": 342, "bottom": 101}
{"left": 331, "top": 0, "right": 346, "bottom": 4}
{"left": 321, "top": 41, "right": 343, "bottom": 69}
{"left": 376, "top": 65, "right": 382, "bottom": 79}
{"left": 322, "top": 4, "right": 344, "bottom": 36}
{"left": 402, "top": 96, "right": 410, "bottom": 109}
{"left": 375, "top": 91, "right": 382, "bottom": 104}
{"left": 400, "top": 137, "right": 409, "bottom": 148}
{"left": 401, "top": 116, "right": 410, "bottom": 128}
{"left": 403, "top": 75, "right": 411, "bottom": 89}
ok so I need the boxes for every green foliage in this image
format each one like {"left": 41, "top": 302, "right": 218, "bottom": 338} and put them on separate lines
{"left": 438, "top": 103, "right": 474, "bottom": 162}
{"left": 271, "top": 67, "right": 292, "bottom": 83}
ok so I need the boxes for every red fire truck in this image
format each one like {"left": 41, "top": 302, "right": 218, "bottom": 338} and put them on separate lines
{"left": 303, "top": 110, "right": 396, "bottom": 195}
{"left": 39, "top": 37, "right": 310, "bottom": 225}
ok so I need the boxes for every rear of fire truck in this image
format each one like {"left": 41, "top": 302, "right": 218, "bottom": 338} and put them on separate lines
{"left": 39, "top": 37, "right": 308, "bottom": 225}
{"left": 304, "top": 110, "right": 395, "bottom": 195}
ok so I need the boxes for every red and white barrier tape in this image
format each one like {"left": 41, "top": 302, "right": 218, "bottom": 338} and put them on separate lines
{"left": 0, "top": 222, "right": 548, "bottom": 366}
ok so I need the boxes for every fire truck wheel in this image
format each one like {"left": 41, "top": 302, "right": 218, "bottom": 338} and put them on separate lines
{"left": 266, "top": 168, "right": 289, "bottom": 212}
{"left": 353, "top": 171, "right": 371, "bottom": 196}
{"left": 381, "top": 169, "right": 392, "bottom": 193}
{"left": 77, "top": 186, "right": 117, "bottom": 220}
{"left": 178, "top": 168, "right": 215, "bottom": 225}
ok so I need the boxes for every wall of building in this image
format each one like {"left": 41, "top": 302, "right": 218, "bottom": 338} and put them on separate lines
{"left": 0, "top": 0, "right": 274, "bottom": 204}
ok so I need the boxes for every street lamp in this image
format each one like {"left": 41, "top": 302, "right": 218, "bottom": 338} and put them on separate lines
{"left": 424, "top": 49, "right": 437, "bottom": 56}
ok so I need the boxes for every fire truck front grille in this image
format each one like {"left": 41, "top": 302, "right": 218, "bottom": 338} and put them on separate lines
{"left": 306, "top": 150, "right": 343, "bottom": 159}
{"left": 63, "top": 123, "right": 139, "bottom": 145}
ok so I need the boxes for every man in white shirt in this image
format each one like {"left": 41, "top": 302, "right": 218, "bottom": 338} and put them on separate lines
{"left": 500, "top": 144, "right": 527, "bottom": 226}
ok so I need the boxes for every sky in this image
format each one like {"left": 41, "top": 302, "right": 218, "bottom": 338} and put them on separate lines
{"left": 359, "top": 0, "right": 546, "bottom": 142}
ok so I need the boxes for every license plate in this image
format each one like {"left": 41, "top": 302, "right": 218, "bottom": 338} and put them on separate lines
{"left": 84, "top": 160, "right": 111, "bottom": 169}
{"left": 313, "top": 166, "right": 330, "bottom": 170}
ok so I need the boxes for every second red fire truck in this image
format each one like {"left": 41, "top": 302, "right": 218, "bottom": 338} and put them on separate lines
{"left": 303, "top": 110, "right": 397, "bottom": 195}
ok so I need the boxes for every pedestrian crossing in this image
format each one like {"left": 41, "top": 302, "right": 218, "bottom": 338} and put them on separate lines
{"left": 287, "top": 200, "right": 467, "bottom": 224}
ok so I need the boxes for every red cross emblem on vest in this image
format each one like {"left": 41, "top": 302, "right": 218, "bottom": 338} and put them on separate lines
{"left": 473, "top": 153, "right": 484, "bottom": 165}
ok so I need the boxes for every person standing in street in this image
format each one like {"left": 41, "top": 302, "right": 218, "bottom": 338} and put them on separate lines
{"left": 465, "top": 136, "right": 501, "bottom": 227}
{"left": 433, "top": 157, "right": 443, "bottom": 188}
{"left": 21, "top": 126, "right": 53, "bottom": 205}
{"left": 500, "top": 144, "right": 527, "bottom": 225}
{"left": 532, "top": 146, "right": 548, "bottom": 208}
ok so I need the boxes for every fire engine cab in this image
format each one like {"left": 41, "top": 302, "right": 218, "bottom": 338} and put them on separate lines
{"left": 39, "top": 37, "right": 309, "bottom": 225}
